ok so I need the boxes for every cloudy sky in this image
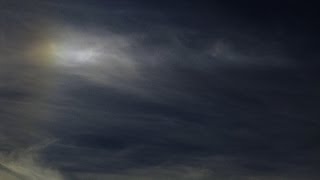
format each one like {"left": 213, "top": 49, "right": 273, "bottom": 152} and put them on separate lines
{"left": 0, "top": 0, "right": 320, "bottom": 179}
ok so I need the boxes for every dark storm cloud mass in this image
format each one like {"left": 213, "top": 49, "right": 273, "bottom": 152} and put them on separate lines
{"left": 1, "top": 0, "right": 320, "bottom": 179}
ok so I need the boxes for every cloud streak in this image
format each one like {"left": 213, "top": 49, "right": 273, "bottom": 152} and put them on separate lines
{"left": 0, "top": 140, "right": 63, "bottom": 180}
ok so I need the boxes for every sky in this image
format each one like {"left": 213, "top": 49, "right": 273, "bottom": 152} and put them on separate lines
{"left": 0, "top": 0, "right": 320, "bottom": 179}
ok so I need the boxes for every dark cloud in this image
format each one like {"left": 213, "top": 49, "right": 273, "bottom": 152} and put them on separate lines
{"left": 1, "top": 0, "right": 320, "bottom": 179}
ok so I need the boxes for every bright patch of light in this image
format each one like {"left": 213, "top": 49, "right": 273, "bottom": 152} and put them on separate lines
{"left": 52, "top": 43, "right": 100, "bottom": 67}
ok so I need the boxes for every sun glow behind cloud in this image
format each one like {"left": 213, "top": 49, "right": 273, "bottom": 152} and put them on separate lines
{"left": 52, "top": 41, "right": 99, "bottom": 67}
{"left": 25, "top": 23, "right": 141, "bottom": 93}
{"left": 25, "top": 25, "right": 102, "bottom": 68}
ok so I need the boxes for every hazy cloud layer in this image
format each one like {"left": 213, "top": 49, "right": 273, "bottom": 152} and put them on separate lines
{"left": 1, "top": 0, "right": 320, "bottom": 179}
